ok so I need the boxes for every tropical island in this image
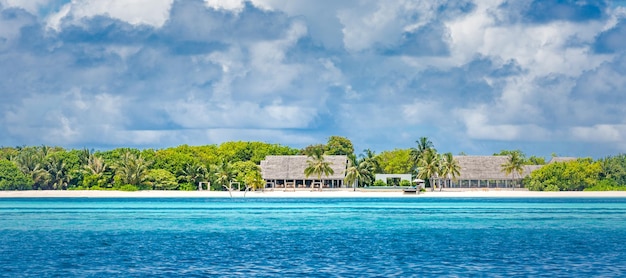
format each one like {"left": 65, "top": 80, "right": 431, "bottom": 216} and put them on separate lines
{"left": 1, "top": 136, "right": 626, "bottom": 192}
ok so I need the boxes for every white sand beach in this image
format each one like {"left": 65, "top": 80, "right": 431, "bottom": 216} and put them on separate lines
{"left": 1, "top": 189, "right": 626, "bottom": 198}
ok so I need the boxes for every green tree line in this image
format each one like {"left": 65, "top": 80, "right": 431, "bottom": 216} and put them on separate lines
{"left": 525, "top": 156, "right": 626, "bottom": 191}
{"left": 2, "top": 136, "right": 626, "bottom": 191}
{"left": 0, "top": 142, "right": 299, "bottom": 191}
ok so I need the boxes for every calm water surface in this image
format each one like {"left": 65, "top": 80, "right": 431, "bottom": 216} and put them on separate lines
{"left": 1, "top": 197, "right": 625, "bottom": 277}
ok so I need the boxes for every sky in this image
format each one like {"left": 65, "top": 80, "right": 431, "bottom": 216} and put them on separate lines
{"left": 1, "top": 0, "right": 626, "bottom": 158}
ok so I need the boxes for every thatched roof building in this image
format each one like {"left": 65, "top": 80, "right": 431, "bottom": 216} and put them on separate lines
{"left": 454, "top": 156, "right": 540, "bottom": 180}
{"left": 260, "top": 155, "right": 348, "bottom": 188}
{"left": 547, "top": 157, "right": 578, "bottom": 164}
{"left": 444, "top": 156, "right": 545, "bottom": 188}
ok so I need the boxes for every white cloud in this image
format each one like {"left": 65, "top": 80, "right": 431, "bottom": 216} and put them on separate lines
{"left": 0, "top": 5, "right": 37, "bottom": 49}
{"left": 246, "top": 21, "right": 307, "bottom": 93}
{"left": 166, "top": 99, "right": 317, "bottom": 130}
{"left": 458, "top": 106, "right": 551, "bottom": 141}
{"left": 445, "top": 0, "right": 610, "bottom": 75}
{"left": 402, "top": 99, "right": 443, "bottom": 125}
{"left": 0, "top": 0, "right": 49, "bottom": 14}
{"left": 3, "top": 0, "right": 626, "bottom": 157}
{"left": 48, "top": 0, "right": 174, "bottom": 29}
{"left": 3, "top": 90, "right": 127, "bottom": 145}
{"left": 46, "top": 4, "right": 71, "bottom": 31}
{"left": 338, "top": 1, "right": 401, "bottom": 52}
{"left": 204, "top": 0, "right": 245, "bottom": 12}
{"left": 205, "top": 128, "right": 317, "bottom": 146}
{"left": 335, "top": 0, "right": 448, "bottom": 52}
{"left": 570, "top": 124, "right": 626, "bottom": 142}
{"left": 248, "top": 0, "right": 349, "bottom": 49}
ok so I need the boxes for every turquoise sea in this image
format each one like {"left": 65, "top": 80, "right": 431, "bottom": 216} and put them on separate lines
{"left": 1, "top": 197, "right": 625, "bottom": 277}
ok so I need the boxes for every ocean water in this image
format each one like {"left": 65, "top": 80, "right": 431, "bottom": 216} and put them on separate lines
{"left": 1, "top": 198, "right": 625, "bottom": 277}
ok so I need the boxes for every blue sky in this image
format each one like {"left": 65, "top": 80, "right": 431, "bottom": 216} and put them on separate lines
{"left": 1, "top": 0, "right": 625, "bottom": 158}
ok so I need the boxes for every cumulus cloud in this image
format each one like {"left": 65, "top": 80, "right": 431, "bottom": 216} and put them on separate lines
{"left": 53, "top": 0, "right": 174, "bottom": 28}
{"left": 3, "top": 90, "right": 128, "bottom": 146}
{"left": 1, "top": 0, "right": 626, "bottom": 158}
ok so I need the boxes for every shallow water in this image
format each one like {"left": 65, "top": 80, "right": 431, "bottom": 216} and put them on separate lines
{"left": 1, "top": 198, "right": 625, "bottom": 277}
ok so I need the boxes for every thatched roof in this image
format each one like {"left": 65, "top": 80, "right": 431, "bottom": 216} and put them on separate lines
{"left": 454, "top": 156, "right": 540, "bottom": 180}
{"left": 260, "top": 155, "right": 348, "bottom": 180}
{"left": 548, "top": 157, "right": 577, "bottom": 164}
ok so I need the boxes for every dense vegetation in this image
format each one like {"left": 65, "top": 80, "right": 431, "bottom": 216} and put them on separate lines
{"left": 1, "top": 136, "right": 625, "bottom": 191}
{"left": 0, "top": 142, "right": 299, "bottom": 191}
{"left": 525, "top": 155, "right": 626, "bottom": 191}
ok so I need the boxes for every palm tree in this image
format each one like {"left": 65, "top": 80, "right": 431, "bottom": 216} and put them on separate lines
{"left": 244, "top": 168, "right": 265, "bottom": 196}
{"left": 38, "top": 145, "right": 52, "bottom": 158}
{"left": 14, "top": 148, "right": 50, "bottom": 190}
{"left": 344, "top": 155, "right": 362, "bottom": 191}
{"left": 358, "top": 160, "right": 376, "bottom": 187}
{"left": 82, "top": 154, "right": 109, "bottom": 189}
{"left": 85, "top": 154, "right": 107, "bottom": 175}
{"left": 501, "top": 152, "right": 525, "bottom": 189}
{"left": 46, "top": 156, "right": 69, "bottom": 190}
{"left": 115, "top": 151, "right": 150, "bottom": 186}
{"left": 361, "top": 149, "right": 382, "bottom": 174}
{"left": 304, "top": 150, "right": 334, "bottom": 191}
{"left": 180, "top": 163, "right": 208, "bottom": 189}
{"left": 440, "top": 152, "right": 461, "bottom": 191}
{"left": 410, "top": 137, "right": 435, "bottom": 169}
{"left": 416, "top": 149, "right": 441, "bottom": 191}
{"left": 214, "top": 161, "right": 235, "bottom": 191}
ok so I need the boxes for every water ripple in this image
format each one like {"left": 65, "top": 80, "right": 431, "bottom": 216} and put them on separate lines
{"left": 1, "top": 198, "right": 626, "bottom": 277}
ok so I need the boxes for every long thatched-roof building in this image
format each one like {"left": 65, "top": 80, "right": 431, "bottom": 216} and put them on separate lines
{"left": 260, "top": 155, "right": 348, "bottom": 189}
{"left": 448, "top": 156, "right": 542, "bottom": 188}
{"left": 261, "top": 154, "right": 570, "bottom": 190}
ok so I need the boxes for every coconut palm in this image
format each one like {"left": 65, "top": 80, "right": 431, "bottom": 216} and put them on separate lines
{"left": 77, "top": 148, "right": 91, "bottom": 165}
{"left": 214, "top": 161, "right": 235, "bottom": 191}
{"left": 180, "top": 163, "right": 209, "bottom": 188}
{"left": 440, "top": 152, "right": 461, "bottom": 191}
{"left": 114, "top": 151, "right": 150, "bottom": 186}
{"left": 82, "top": 154, "right": 109, "bottom": 189}
{"left": 14, "top": 148, "right": 50, "bottom": 189}
{"left": 344, "top": 155, "right": 362, "bottom": 190}
{"left": 244, "top": 168, "right": 265, "bottom": 196}
{"left": 501, "top": 152, "right": 525, "bottom": 189}
{"left": 85, "top": 154, "right": 107, "bottom": 175}
{"left": 361, "top": 149, "right": 382, "bottom": 174}
{"left": 358, "top": 159, "right": 376, "bottom": 187}
{"left": 46, "top": 156, "right": 69, "bottom": 190}
{"left": 304, "top": 150, "right": 334, "bottom": 191}
{"left": 410, "top": 137, "right": 435, "bottom": 169}
{"left": 416, "top": 149, "right": 441, "bottom": 191}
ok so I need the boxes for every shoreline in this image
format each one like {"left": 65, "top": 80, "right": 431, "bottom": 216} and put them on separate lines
{"left": 1, "top": 190, "right": 626, "bottom": 198}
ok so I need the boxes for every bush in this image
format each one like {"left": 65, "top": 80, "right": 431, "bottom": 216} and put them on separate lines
{"left": 0, "top": 160, "right": 33, "bottom": 190}
{"left": 146, "top": 169, "right": 178, "bottom": 190}
{"left": 179, "top": 183, "right": 197, "bottom": 191}
{"left": 584, "top": 179, "right": 626, "bottom": 191}
{"left": 373, "top": 180, "right": 386, "bottom": 187}
{"left": 399, "top": 180, "right": 412, "bottom": 187}
{"left": 118, "top": 184, "right": 139, "bottom": 191}
{"left": 544, "top": 184, "right": 560, "bottom": 191}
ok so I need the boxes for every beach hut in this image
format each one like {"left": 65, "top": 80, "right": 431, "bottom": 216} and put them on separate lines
{"left": 450, "top": 156, "right": 542, "bottom": 189}
{"left": 260, "top": 155, "right": 348, "bottom": 189}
